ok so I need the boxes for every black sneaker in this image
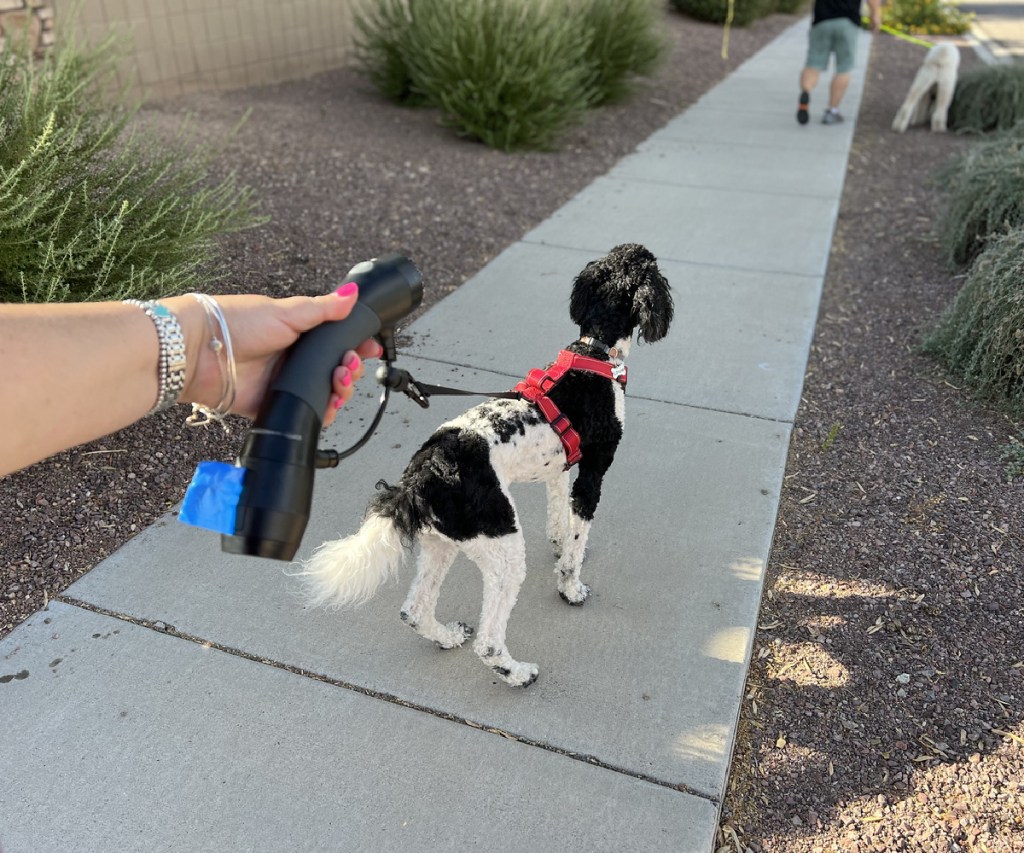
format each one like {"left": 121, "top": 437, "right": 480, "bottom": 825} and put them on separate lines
{"left": 797, "top": 91, "right": 810, "bottom": 125}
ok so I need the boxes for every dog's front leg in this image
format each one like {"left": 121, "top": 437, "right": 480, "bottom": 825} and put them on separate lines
{"left": 545, "top": 470, "right": 571, "bottom": 558}
{"left": 462, "top": 532, "right": 539, "bottom": 687}
{"left": 556, "top": 447, "right": 614, "bottom": 605}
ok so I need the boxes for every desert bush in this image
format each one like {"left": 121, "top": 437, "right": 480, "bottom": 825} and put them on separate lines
{"left": 948, "top": 64, "right": 1024, "bottom": 133}
{"left": 936, "top": 122, "right": 1024, "bottom": 269}
{"left": 352, "top": 0, "right": 426, "bottom": 106}
{"left": 922, "top": 226, "right": 1024, "bottom": 415}
{"left": 668, "top": 0, "right": 775, "bottom": 27}
{"left": 352, "top": 0, "right": 665, "bottom": 151}
{"left": 773, "top": 0, "right": 808, "bottom": 14}
{"left": 0, "top": 26, "right": 261, "bottom": 303}
{"left": 579, "top": 0, "right": 665, "bottom": 106}
{"left": 882, "top": 0, "right": 972, "bottom": 35}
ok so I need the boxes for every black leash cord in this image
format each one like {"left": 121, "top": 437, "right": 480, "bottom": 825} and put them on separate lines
{"left": 315, "top": 384, "right": 391, "bottom": 468}
{"left": 316, "top": 363, "right": 517, "bottom": 469}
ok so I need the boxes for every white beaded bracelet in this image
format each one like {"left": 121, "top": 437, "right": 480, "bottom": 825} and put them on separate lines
{"left": 123, "top": 299, "right": 187, "bottom": 414}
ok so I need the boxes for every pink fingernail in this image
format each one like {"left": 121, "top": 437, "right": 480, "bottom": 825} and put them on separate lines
{"left": 336, "top": 282, "right": 358, "bottom": 297}
{"left": 343, "top": 352, "right": 361, "bottom": 370}
{"left": 341, "top": 371, "right": 352, "bottom": 388}
{"left": 334, "top": 397, "right": 345, "bottom": 410}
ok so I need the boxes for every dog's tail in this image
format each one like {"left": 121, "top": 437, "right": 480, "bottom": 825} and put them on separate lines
{"left": 297, "top": 512, "right": 407, "bottom": 609}
{"left": 297, "top": 478, "right": 427, "bottom": 609}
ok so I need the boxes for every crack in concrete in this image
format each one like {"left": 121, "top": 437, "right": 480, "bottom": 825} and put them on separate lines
{"left": 57, "top": 593, "right": 719, "bottom": 805}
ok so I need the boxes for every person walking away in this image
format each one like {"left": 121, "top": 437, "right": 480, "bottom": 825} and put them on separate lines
{"left": 797, "top": 0, "right": 881, "bottom": 125}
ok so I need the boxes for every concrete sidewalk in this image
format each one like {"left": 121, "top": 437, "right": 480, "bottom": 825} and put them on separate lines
{"left": 963, "top": 0, "right": 1024, "bottom": 63}
{"left": 0, "top": 19, "right": 869, "bottom": 852}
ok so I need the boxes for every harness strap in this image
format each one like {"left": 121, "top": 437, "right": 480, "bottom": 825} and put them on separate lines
{"left": 514, "top": 349, "right": 627, "bottom": 469}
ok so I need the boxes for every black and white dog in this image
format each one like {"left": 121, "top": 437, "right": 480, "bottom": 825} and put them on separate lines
{"left": 299, "top": 244, "right": 673, "bottom": 686}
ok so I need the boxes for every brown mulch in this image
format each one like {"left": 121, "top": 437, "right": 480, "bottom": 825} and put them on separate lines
{"left": 2, "top": 10, "right": 1022, "bottom": 851}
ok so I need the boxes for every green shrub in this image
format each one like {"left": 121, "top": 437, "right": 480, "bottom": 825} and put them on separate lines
{"left": 949, "top": 64, "right": 1024, "bottom": 133}
{"left": 882, "top": 0, "right": 973, "bottom": 36}
{"left": 668, "top": 0, "right": 775, "bottom": 27}
{"left": 936, "top": 122, "right": 1024, "bottom": 269}
{"left": 352, "top": 0, "right": 665, "bottom": 151}
{"left": 0, "top": 26, "right": 261, "bottom": 303}
{"left": 773, "top": 0, "right": 808, "bottom": 14}
{"left": 922, "top": 227, "right": 1024, "bottom": 415}
{"left": 352, "top": 0, "right": 426, "bottom": 106}
{"left": 579, "top": 0, "right": 666, "bottom": 106}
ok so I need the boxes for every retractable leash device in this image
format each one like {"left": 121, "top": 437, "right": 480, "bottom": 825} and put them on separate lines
{"left": 179, "top": 254, "right": 422, "bottom": 561}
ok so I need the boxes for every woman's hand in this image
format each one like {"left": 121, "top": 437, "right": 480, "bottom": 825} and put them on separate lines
{"left": 170, "top": 283, "right": 383, "bottom": 427}
{"left": 0, "top": 285, "right": 385, "bottom": 477}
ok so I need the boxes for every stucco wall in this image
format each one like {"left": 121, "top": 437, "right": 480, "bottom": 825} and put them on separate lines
{"left": 51, "top": 0, "right": 360, "bottom": 101}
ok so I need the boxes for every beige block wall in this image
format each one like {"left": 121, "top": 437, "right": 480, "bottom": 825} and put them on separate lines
{"left": 52, "top": 0, "right": 361, "bottom": 101}
{"left": 0, "top": 1, "right": 56, "bottom": 53}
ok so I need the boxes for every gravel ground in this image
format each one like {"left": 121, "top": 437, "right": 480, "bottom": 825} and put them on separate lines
{"left": 2, "top": 9, "right": 1022, "bottom": 851}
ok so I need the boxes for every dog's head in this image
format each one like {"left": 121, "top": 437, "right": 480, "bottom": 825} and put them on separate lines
{"left": 569, "top": 243, "right": 673, "bottom": 352}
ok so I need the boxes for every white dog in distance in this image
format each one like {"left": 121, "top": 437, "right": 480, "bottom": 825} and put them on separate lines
{"left": 892, "top": 42, "right": 960, "bottom": 133}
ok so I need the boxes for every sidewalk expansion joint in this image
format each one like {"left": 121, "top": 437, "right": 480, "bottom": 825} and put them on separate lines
{"left": 603, "top": 172, "right": 842, "bottom": 202}
{"left": 516, "top": 238, "right": 827, "bottom": 279}
{"left": 57, "top": 593, "right": 720, "bottom": 807}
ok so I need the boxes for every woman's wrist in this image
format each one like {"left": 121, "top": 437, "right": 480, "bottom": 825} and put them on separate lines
{"left": 161, "top": 294, "right": 221, "bottom": 411}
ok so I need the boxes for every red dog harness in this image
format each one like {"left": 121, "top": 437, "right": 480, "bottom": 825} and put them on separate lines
{"left": 514, "top": 349, "right": 627, "bottom": 469}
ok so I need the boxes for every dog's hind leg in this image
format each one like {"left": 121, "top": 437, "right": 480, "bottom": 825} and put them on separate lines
{"left": 931, "top": 76, "right": 955, "bottom": 131}
{"left": 400, "top": 531, "right": 473, "bottom": 649}
{"left": 892, "top": 66, "right": 938, "bottom": 133}
{"left": 545, "top": 470, "right": 571, "bottom": 558}
{"left": 463, "top": 532, "right": 539, "bottom": 687}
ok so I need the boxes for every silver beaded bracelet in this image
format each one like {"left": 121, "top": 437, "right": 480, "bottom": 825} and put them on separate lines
{"left": 123, "top": 299, "right": 187, "bottom": 414}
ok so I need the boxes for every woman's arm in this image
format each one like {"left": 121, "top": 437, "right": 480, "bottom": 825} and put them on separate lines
{"left": 0, "top": 286, "right": 381, "bottom": 477}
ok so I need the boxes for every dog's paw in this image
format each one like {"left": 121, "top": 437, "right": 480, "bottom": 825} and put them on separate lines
{"left": 434, "top": 621, "right": 474, "bottom": 650}
{"left": 491, "top": 661, "right": 540, "bottom": 688}
{"left": 557, "top": 576, "right": 591, "bottom": 606}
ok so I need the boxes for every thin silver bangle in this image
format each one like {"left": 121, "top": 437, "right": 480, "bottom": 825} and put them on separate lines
{"left": 123, "top": 299, "right": 187, "bottom": 414}
{"left": 186, "top": 294, "right": 237, "bottom": 429}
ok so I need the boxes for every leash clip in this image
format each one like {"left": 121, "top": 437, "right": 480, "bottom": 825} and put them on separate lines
{"left": 376, "top": 365, "right": 431, "bottom": 408}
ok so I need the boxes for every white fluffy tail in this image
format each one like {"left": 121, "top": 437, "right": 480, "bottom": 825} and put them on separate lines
{"left": 296, "top": 513, "right": 407, "bottom": 609}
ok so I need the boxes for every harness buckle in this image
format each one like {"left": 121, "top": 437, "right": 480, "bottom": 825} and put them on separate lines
{"left": 549, "top": 414, "right": 572, "bottom": 437}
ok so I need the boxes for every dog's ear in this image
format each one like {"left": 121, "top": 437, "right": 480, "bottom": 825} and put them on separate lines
{"left": 630, "top": 250, "right": 673, "bottom": 343}
{"left": 569, "top": 259, "right": 602, "bottom": 328}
